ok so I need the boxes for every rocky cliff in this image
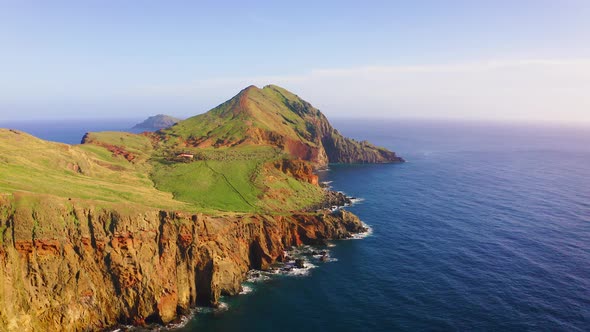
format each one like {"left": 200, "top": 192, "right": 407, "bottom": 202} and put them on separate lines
{"left": 0, "top": 193, "right": 364, "bottom": 331}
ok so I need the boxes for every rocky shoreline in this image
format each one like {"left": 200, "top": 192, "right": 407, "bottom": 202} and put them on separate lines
{"left": 305, "top": 186, "right": 358, "bottom": 212}
{"left": 0, "top": 194, "right": 367, "bottom": 331}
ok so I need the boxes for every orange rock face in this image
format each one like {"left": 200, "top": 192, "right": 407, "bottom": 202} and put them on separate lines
{"left": 273, "top": 158, "right": 319, "bottom": 185}
{"left": 0, "top": 196, "right": 364, "bottom": 331}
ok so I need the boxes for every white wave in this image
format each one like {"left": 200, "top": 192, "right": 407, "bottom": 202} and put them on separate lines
{"left": 246, "top": 270, "right": 272, "bottom": 283}
{"left": 166, "top": 309, "right": 196, "bottom": 329}
{"left": 239, "top": 285, "right": 253, "bottom": 295}
{"left": 215, "top": 302, "right": 229, "bottom": 312}
{"left": 349, "top": 222, "right": 373, "bottom": 240}
{"left": 350, "top": 197, "right": 365, "bottom": 205}
{"left": 313, "top": 254, "right": 338, "bottom": 263}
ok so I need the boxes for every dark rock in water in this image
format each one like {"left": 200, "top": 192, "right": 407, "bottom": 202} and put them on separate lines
{"left": 330, "top": 209, "right": 366, "bottom": 233}
{"left": 320, "top": 254, "right": 329, "bottom": 262}
{"left": 295, "top": 259, "right": 305, "bottom": 268}
{"left": 307, "top": 190, "right": 353, "bottom": 211}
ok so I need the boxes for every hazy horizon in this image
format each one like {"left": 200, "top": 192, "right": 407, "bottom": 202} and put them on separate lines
{"left": 2, "top": 111, "right": 590, "bottom": 131}
{"left": 1, "top": 1, "right": 589, "bottom": 124}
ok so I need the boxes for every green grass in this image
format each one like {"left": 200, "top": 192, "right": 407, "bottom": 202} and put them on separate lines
{"left": 160, "top": 85, "right": 321, "bottom": 147}
{"left": 0, "top": 128, "right": 323, "bottom": 215}
{"left": 0, "top": 85, "right": 357, "bottom": 215}
{"left": 0, "top": 129, "right": 186, "bottom": 210}
{"left": 150, "top": 158, "right": 262, "bottom": 212}
{"left": 81, "top": 131, "right": 154, "bottom": 161}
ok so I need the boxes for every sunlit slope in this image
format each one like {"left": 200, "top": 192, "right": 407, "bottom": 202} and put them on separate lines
{"left": 0, "top": 129, "right": 323, "bottom": 214}
{"left": 160, "top": 84, "right": 403, "bottom": 165}
{"left": 148, "top": 144, "right": 324, "bottom": 213}
{"left": 0, "top": 129, "right": 185, "bottom": 210}
{"left": 163, "top": 85, "right": 318, "bottom": 146}
{"left": 0, "top": 85, "right": 401, "bottom": 214}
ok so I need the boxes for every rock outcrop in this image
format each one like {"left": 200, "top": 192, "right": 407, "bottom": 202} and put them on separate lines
{"left": 0, "top": 194, "right": 364, "bottom": 331}
{"left": 81, "top": 133, "right": 137, "bottom": 162}
{"left": 273, "top": 158, "right": 319, "bottom": 185}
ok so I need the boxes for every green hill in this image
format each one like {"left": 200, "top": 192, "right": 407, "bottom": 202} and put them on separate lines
{"left": 0, "top": 85, "right": 403, "bottom": 214}
{"left": 0, "top": 129, "right": 186, "bottom": 210}
{"left": 160, "top": 85, "right": 404, "bottom": 166}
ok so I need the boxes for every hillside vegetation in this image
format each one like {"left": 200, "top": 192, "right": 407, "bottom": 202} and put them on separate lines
{"left": 0, "top": 129, "right": 185, "bottom": 210}
{"left": 0, "top": 85, "right": 402, "bottom": 214}
{"left": 161, "top": 85, "right": 403, "bottom": 166}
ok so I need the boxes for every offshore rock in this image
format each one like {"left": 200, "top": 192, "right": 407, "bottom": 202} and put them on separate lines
{"left": 294, "top": 259, "right": 305, "bottom": 268}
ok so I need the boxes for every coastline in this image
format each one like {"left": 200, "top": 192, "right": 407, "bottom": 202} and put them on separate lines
{"left": 0, "top": 191, "right": 367, "bottom": 331}
{"left": 115, "top": 190, "right": 369, "bottom": 331}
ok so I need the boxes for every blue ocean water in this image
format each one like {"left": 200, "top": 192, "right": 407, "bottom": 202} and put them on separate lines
{"left": 0, "top": 118, "right": 143, "bottom": 144}
{"left": 2, "top": 119, "right": 589, "bottom": 331}
{"left": 178, "top": 119, "right": 590, "bottom": 332}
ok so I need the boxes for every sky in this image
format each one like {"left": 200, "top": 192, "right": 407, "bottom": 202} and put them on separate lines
{"left": 1, "top": 0, "right": 589, "bottom": 124}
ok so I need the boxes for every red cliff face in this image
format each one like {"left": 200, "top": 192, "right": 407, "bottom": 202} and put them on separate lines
{"left": 273, "top": 158, "right": 319, "bottom": 185}
{"left": 0, "top": 195, "right": 364, "bottom": 331}
{"left": 81, "top": 133, "right": 137, "bottom": 162}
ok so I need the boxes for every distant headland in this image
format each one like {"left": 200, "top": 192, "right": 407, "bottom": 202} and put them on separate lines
{"left": 132, "top": 114, "right": 181, "bottom": 131}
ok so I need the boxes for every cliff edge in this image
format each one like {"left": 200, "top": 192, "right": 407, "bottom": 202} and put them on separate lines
{"left": 0, "top": 194, "right": 364, "bottom": 331}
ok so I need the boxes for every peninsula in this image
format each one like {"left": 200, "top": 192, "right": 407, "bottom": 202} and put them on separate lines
{"left": 0, "top": 85, "right": 403, "bottom": 331}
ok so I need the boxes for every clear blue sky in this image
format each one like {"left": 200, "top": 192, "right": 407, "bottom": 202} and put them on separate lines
{"left": 1, "top": 1, "right": 589, "bottom": 123}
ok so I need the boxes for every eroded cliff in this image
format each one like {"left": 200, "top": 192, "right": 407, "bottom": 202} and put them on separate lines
{"left": 0, "top": 193, "right": 364, "bottom": 331}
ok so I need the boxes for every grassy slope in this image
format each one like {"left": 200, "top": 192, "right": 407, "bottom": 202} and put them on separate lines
{"left": 0, "top": 129, "right": 186, "bottom": 210}
{"left": 162, "top": 85, "right": 318, "bottom": 146}
{"left": 0, "top": 128, "right": 324, "bottom": 214}
{"left": 150, "top": 157, "right": 262, "bottom": 212}
{"left": 149, "top": 144, "right": 323, "bottom": 213}
{"left": 2, "top": 85, "right": 386, "bottom": 214}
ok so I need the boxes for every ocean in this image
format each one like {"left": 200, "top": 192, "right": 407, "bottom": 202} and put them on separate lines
{"left": 2, "top": 118, "right": 589, "bottom": 331}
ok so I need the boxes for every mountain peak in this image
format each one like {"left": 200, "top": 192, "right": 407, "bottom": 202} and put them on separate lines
{"left": 241, "top": 84, "right": 260, "bottom": 93}
{"left": 160, "top": 85, "right": 403, "bottom": 166}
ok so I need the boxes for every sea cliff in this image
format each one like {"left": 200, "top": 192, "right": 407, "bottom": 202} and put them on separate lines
{"left": 0, "top": 193, "right": 364, "bottom": 331}
{"left": 0, "top": 85, "right": 401, "bottom": 331}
